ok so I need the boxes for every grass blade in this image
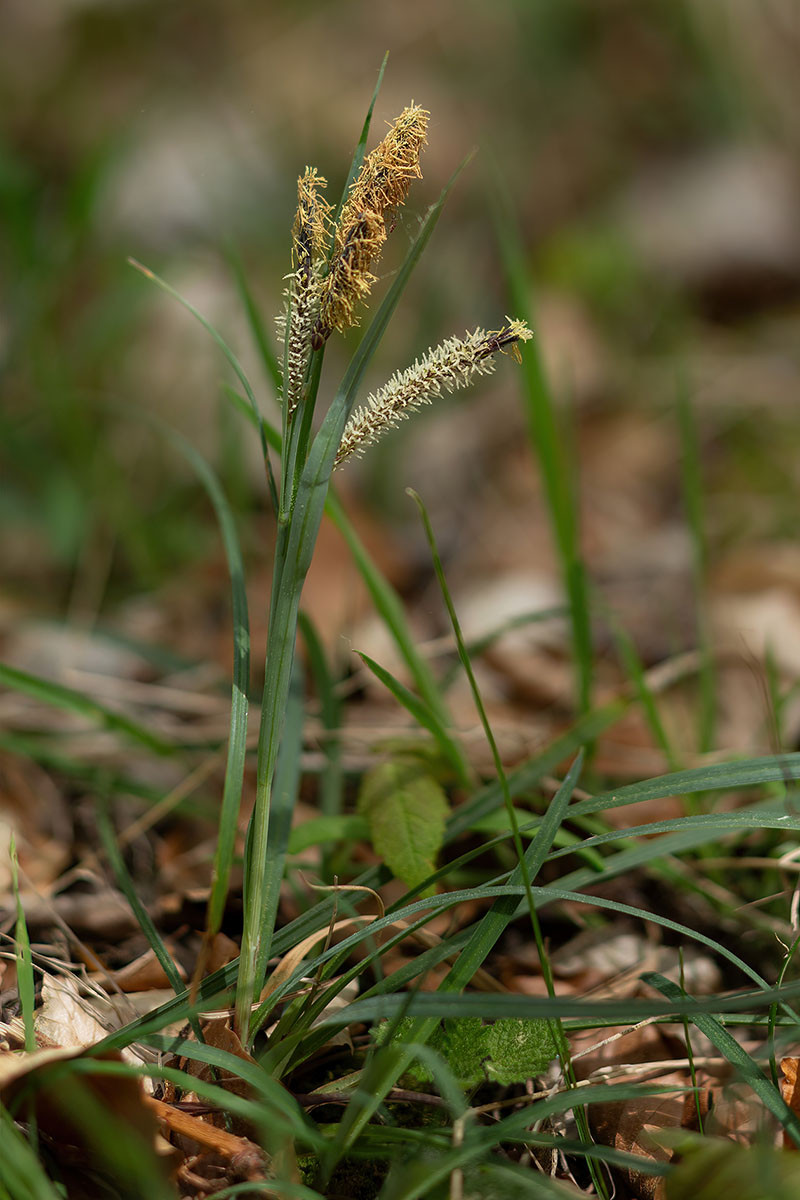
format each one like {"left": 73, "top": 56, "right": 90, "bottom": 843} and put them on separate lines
{"left": 327, "top": 489, "right": 471, "bottom": 785}
{"left": 331, "top": 52, "right": 389, "bottom": 227}
{"left": 324, "top": 976, "right": 800, "bottom": 1026}
{"left": 96, "top": 804, "right": 185, "bottom": 999}
{"left": 492, "top": 182, "right": 592, "bottom": 717}
{"left": 444, "top": 756, "right": 584, "bottom": 992}
{"left": 298, "top": 610, "right": 343, "bottom": 820}
{"left": 356, "top": 650, "right": 466, "bottom": 779}
{"left": 646, "top": 972, "right": 800, "bottom": 1147}
{"left": 226, "top": 244, "right": 282, "bottom": 398}
{"left": 677, "top": 377, "right": 716, "bottom": 754}
{"left": 568, "top": 753, "right": 800, "bottom": 820}
{"left": 0, "top": 660, "right": 173, "bottom": 755}
{"left": 0, "top": 1106, "right": 69, "bottom": 1199}
{"left": 447, "top": 698, "right": 628, "bottom": 837}
{"left": 10, "top": 837, "right": 36, "bottom": 1053}
{"left": 128, "top": 259, "right": 261, "bottom": 427}
{"left": 252, "top": 656, "right": 305, "bottom": 995}
{"left": 150, "top": 422, "right": 251, "bottom": 943}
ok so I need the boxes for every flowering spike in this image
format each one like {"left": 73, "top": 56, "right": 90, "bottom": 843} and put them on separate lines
{"left": 291, "top": 167, "right": 332, "bottom": 282}
{"left": 313, "top": 103, "right": 429, "bottom": 348}
{"left": 335, "top": 320, "right": 533, "bottom": 465}
{"left": 277, "top": 169, "right": 331, "bottom": 413}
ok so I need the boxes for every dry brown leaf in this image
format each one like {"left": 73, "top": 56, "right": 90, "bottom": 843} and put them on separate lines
{"left": 203, "top": 930, "right": 240, "bottom": 973}
{"left": 102, "top": 945, "right": 187, "bottom": 993}
{"left": 34, "top": 971, "right": 148, "bottom": 1074}
{"left": 705, "top": 1078, "right": 779, "bottom": 1147}
{"left": 576, "top": 1019, "right": 712, "bottom": 1198}
{"left": 156, "top": 1017, "right": 297, "bottom": 1192}
{"left": 36, "top": 972, "right": 111, "bottom": 1049}
{"left": 781, "top": 1057, "right": 800, "bottom": 1149}
{"left": 0, "top": 1042, "right": 85, "bottom": 1093}
{"left": 590, "top": 1083, "right": 707, "bottom": 1200}
{"left": 1, "top": 1043, "right": 169, "bottom": 1194}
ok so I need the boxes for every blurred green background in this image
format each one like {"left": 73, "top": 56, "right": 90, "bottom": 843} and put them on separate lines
{"left": 2, "top": 0, "right": 800, "bottom": 659}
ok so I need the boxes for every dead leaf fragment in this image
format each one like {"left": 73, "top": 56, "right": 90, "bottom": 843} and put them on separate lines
{"left": 781, "top": 1056, "right": 800, "bottom": 1149}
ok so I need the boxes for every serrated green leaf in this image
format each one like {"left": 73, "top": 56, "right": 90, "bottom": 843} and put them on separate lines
{"left": 376, "top": 1015, "right": 557, "bottom": 1090}
{"left": 358, "top": 760, "right": 448, "bottom": 891}
{"left": 440, "top": 1017, "right": 488, "bottom": 1084}
{"left": 484, "top": 1017, "right": 556, "bottom": 1084}
{"left": 372, "top": 1016, "right": 447, "bottom": 1087}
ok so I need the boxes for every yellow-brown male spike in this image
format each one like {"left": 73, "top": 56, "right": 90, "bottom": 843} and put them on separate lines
{"left": 344, "top": 102, "right": 429, "bottom": 218}
{"left": 291, "top": 167, "right": 331, "bottom": 281}
{"left": 313, "top": 104, "right": 429, "bottom": 349}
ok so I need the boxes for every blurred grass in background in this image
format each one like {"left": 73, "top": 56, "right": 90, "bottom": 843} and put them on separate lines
{"left": 2, "top": 0, "right": 799, "bottom": 633}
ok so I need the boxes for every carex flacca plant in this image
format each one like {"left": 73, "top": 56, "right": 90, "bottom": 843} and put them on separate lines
{"left": 231, "top": 86, "right": 531, "bottom": 1042}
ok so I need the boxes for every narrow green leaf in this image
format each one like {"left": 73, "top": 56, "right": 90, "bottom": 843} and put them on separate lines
{"left": 227, "top": 245, "right": 283, "bottom": 398}
{"left": 0, "top": 1106, "right": 63, "bottom": 1200}
{"left": 358, "top": 759, "right": 448, "bottom": 891}
{"left": 0, "top": 660, "right": 173, "bottom": 755}
{"left": 568, "top": 753, "right": 800, "bottom": 820}
{"left": 253, "top": 656, "right": 305, "bottom": 991}
{"left": 322, "top": 976, "right": 800, "bottom": 1026}
{"left": 645, "top": 972, "right": 800, "bottom": 1147}
{"left": 137, "top": 1033, "right": 312, "bottom": 1137}
{"left": 447, "top": 698, "right": 628, "bottom": 837}
{"left": 547, "top": 810, "right": 800, "bottom": 863}
{"left": 127, "top": 258, "right": 260, "bottom": 425}
{"left": 10, "top": 837, "right": 36, "bottom": 1053}
{"left": 149, "top": 421, "right": 251, "bottom": 940}
{"left": 493, "top": 182, "right": 592, "bottom": 716}
{"left": 332, "top": 52, "right": 389, "bottom": 227}
{"left": 459, "top": 1161, "right": 594, "bottom": 1199}
{"left": 298, "top": 610, "right": 343, "bottom": 820}
{"left": 441, "top": 757, "right": 584, "bottom": 1007}
{"left": 677, "top": 377, "right": 715, "bottom": 754}
{"left": 287, "top": 813, "right": 369, "bottom": 855}
{"left": 96, "top": 805, "right": 185, "bottom": 999}
{"left": 220, "top": 382, "right": 282, "bottom": 453}
{"left": 409, "top": 485, "right": 557, "bottom": 1014}
{"left": 327, "top": 490, "right": 471, "bottom": 786}
{"left": 357, "top": 650, "right": 465, "bottom": 779}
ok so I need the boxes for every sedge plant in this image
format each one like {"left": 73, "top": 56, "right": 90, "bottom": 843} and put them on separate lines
{"left": 236, "top": 91, "right": 531, "bottom": 1042}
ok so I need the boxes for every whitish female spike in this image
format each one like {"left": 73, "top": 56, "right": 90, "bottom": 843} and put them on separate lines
{"left": 335, "top": 320, "right": 533, "bottom": 465}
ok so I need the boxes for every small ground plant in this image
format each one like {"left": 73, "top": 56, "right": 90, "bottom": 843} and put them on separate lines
{"left": 5, "top": 64, "right": 800, "bottom": 1200}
